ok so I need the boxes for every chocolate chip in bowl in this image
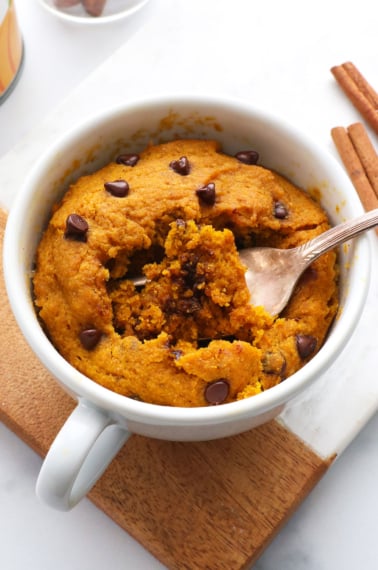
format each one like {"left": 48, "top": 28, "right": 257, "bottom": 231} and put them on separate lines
{"left": 104, "top": 179, "right": 130, "bottom": 197}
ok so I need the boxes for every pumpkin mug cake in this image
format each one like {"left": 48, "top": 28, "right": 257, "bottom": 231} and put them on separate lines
{"left": 33, "top": 138, "right": 339, "bottom": 407}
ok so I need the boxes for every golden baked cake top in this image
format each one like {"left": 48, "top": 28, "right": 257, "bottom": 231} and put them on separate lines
{"left": 33, "top": 139, "right": 339, "bottom": 407}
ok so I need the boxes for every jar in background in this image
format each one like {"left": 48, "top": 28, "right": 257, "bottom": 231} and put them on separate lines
{"left": 0, "top": 0, "right": 23, "bottom": 104}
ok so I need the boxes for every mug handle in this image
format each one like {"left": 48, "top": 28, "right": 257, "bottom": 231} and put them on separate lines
{"left": 36, "top": 400, "right": 131, "bottom": 511}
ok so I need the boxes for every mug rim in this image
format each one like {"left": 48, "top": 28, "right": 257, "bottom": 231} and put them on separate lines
{"left": 3, "top": 93, "right": 371, "bottom": 426}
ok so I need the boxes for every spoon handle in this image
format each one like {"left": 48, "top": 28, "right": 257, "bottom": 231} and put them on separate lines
{"left": 299, "top": 207, "right": 378, "bottom": 264}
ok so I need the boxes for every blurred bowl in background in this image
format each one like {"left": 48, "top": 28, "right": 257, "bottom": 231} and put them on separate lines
{"left": 37, "top": 0, "right": 150, "bottom": 25}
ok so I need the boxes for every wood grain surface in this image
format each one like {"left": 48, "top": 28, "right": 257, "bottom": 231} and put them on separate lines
{"left": 0, "top": 209, "right": 333, "bottom": 569}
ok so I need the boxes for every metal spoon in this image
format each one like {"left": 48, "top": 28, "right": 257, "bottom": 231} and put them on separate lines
{"left": 131, "top": 208, "right": 378, "bottom": 316}
{"left": 241, "top": 208, "right": 378, "bottom": 315}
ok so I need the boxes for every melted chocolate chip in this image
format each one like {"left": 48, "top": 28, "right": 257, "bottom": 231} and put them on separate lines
{"left": 114, "top": 326, "right": 126, "bottom": 336}
{"left": 181, "top": 258, "right": 198, "bottom": 287}
{"left": 164, "top": 295, "right": 201, "bottom": 315}
{"left": 296, "top": 334, "right": 317, "bottom": 359}
{"left": 170, "top": 156, "right": 191, "bottom": 175}
{"left": 115, "top": 153, "right": 140, "bottom": 167}
{"left": 205, "top": 379, "right": 230, "bottom": 405}
{"left": 298, "top": 266, "right": 318, "bottom": 286}
{"left": 79, "top": 328, "right": 102, "bottom": 350}
{"left": 235, "top": 150, "right": 259, "bottom": 165}
{"left": 64, "top": 214, "right": 88, "bottom": 241}
{"left": 176, "top": 297, "right": 201, "bottom": 314}
{"left": 196, "top": 183, "right": 216, "bottom": 206}
{"left": 274, "top": 201, "right": 289, "bottom": 219}
{"left": 104, "top": 179, "right": 129, "bottom": 197}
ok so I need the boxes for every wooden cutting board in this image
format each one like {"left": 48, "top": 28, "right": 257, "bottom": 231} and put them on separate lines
{"left": 0, "top": 208, "right": 333, "bottom": 570}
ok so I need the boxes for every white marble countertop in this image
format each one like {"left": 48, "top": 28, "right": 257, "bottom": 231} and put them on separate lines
{"left": 0, "top": 1, "right": 377, "bottom": 569}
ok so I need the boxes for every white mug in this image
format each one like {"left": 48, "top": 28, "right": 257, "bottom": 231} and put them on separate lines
{"left": 3, "top": 95, "right": 371, "bottom": 510}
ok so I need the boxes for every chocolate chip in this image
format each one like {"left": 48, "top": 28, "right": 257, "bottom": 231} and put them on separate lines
{"left": 298, "top": 266, "right": 318, "bottom": 286}
{"left": 164, "top": 295, "right": 201, "bottom": 315}
{"left": 79, "top": 328, "right": 102, "bottom": 350}
{"left": 176, "top": 297, "right": 201, "bottom": 314}
{"left": 170, "top": 156, "right": 191, "bottom": 175}
{"left": 235, "top": 150, "right": 259, "bottom": 165}
{"left": 115, "top": 153, "right": 140, "bottom": 166}
{"left": 104, "top": 179, "right": 129, "bottom": 197}
{"left": 274, "top": 201, "right": 289, "bottom": 219}
{"left": 114, "top": 326, "right": 125, "bottom": 336}
{"left": 262, "top": 351, "right": 287, "bottom": 376}
{"left": 205, "top": 379, "right": 230, "bottom": 405}
{"left": 180, "top": 254, "right": 205, "bottom": 294}
{"left": 182, "top": 257, "right": 198, "bottom": 282}
{"left": 296, "top": 334, "right": 317, "bottom": 359}
{"left": 64, "top": 214, "right": 89, "bottom": 241}
{"left": 196, "top": 183, "right": 216, "bottom": 206}
{"left": 129, "top": 393, "right": 143, "bottom": 401}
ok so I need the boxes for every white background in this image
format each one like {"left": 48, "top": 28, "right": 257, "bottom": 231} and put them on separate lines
{"left": 0, "top": 1, "right": 377, "bottom": 569}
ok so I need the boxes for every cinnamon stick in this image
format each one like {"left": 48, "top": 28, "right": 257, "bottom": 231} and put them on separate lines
{"left": 331, "top": 125, "right": 378, "bottom": 236}
{"left": 347, "top": 122, "right": 378, "bottom": 197}
{"left": 342, "top": 62, "right": 378, "bottom": 110}
{"left": 331, "top": 62, "right": 378, "bottom": 135}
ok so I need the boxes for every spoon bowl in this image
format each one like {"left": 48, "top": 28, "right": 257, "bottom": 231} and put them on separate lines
{"left": 241, "top": 207, "right": 378, "bottom": 314}
{"left": 132, "top": 208, "right": 378, "bottom": 316}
